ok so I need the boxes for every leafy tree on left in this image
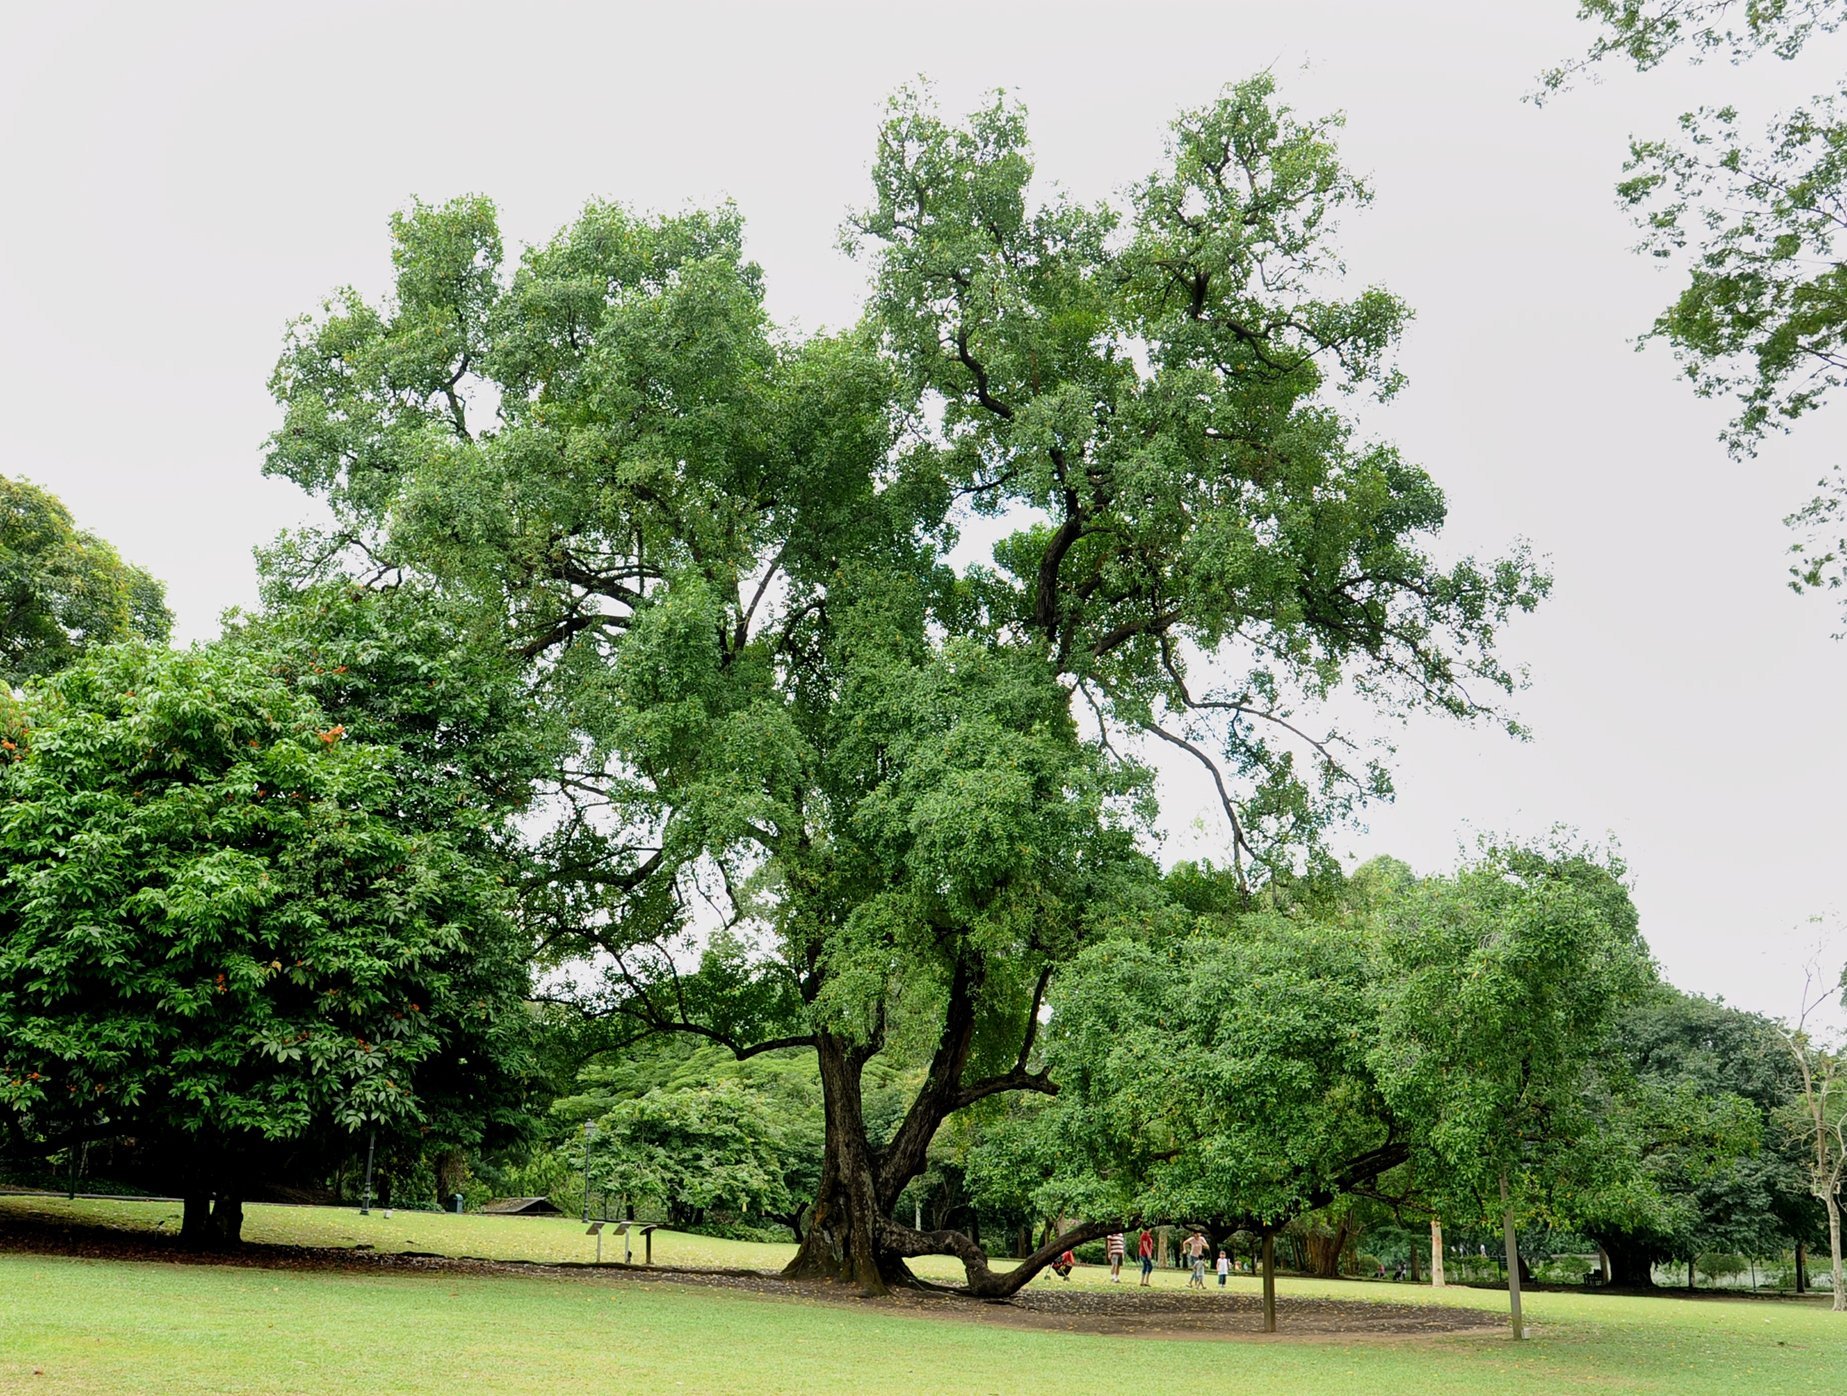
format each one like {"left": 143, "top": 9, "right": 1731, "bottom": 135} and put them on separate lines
{"left": 0, "top": 476, "right": 171, "bottom": 686}
{"left": 0, "top": 643, "right": 534, "bottom": 1245}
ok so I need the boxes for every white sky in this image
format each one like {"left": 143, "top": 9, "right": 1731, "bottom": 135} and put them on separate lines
{"left": 4, "top": 1, "right": 1843, "bottom": 1026}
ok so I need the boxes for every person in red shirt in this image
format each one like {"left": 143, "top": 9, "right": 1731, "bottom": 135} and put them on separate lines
{"left": 1138, "top": 1227, "right": 1156, "bottom": 1286}
{"left": 1051, "top": 1248, "right": 1077, "bottom": 1280}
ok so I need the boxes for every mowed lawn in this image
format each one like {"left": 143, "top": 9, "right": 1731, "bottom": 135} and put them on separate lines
{"left": 1, "top": 1199, "right": 1843, "bottom": 1394}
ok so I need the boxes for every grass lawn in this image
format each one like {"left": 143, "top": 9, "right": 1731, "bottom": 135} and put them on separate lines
{"left": 2, "top": 1198, "right": 1843, "bottom": 1393}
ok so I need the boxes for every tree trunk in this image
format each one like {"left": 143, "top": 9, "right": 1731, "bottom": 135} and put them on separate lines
{"left": 1795, "top": 1240, "right": 1807, "bottom": 1294}
{"left": 1597, "top": 1247, "right": 1610, "bottom": 1284}
{"left": 1600, "top": 1238, "right": 1658, "bottom": 1288}
{"left": 1827, "top": 1193, "right": 1845, "bottom": 1313}
{"left": 1429, "top": 1219, "right": 1445, "bottom": 1288}
{"left": 180, "top": 1189, "right": 244, "bottom": 1249}
{"left": 1500, "top": 1172, "right": 1523, "bottom": 1341}
{"left": 1408, "top": 1236, "right": 1420, "bottom": 1283}
{"left": 1261, "top": 1231, "right": 1277, "bottom": 1333}
{"left": 781, "top": 1033, "right": 901, "bottom": 1293}
{"left": 434, "top": 1147, "right": 468, "bottom": 1204}
{"left": 1304, "top": 1218, "right": 1352, "bottom": 1277}
{"left": 780, "top": 958, "right": 1068, "bottom": 1297}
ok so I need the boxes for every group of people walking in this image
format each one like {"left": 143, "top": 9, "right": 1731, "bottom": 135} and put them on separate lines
{"left": 1049, "top": 1228, "right": 1233, "bottom": 1288}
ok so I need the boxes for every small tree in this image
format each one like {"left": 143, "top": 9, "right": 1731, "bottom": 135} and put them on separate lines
{"left": 1780, "top": 961, "right": 1846, "bottom": 1311}
{"left": 1371, "top": 844, "right": 1654, "bottom": 1335}
{"left": 0, "top": 643, "right": 531, "bottom": 1243}
{"left": 584, "top": 1082, "right": 798, "bottom": 1230}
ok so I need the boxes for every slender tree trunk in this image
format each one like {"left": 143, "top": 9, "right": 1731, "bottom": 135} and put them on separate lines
{"left": 1408, "top": 1235, "right": 1420, "bottom": 1283}
{"left": 1827, "top": 1193, "right": 1845, "bottom": 1313}
{"left": 1261, "top": 1231, "right": 1277, "bottom": 1333}
{"left": 1500, "top": 1172, "right": 1523, "bottom": 1341}
{"left": 1597, "top": 1247, "right": 1610, "bottom": 1284}
{"left": 1795, "top": 1240, "right": 1807, "bottom": 1294}
{"left": 1429, "top": 1219, "right": 1445, "bottom": 1288}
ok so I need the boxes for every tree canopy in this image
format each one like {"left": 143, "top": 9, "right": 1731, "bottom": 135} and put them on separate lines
{"left": 0, "top": 476, "right": 170, "bottom": 686}
{"left": 1561, "top": 984, "right": 1816, "bottom": 1285}
{"left": 259, "top": 75, "right": 1545, "bottom": 1293}
{"left": 1551, "top": 1, "right": 1847, "bottom": 612}
{"left": 998, "top": 849, "right": 1651, "bottom": 1257}
{"left": 0, "top": 643, "right": 534, "bottom": 1243}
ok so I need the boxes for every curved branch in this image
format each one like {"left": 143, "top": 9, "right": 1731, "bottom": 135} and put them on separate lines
{"left": 877, "top": 1215, "right": 1128, "bottom": 1299}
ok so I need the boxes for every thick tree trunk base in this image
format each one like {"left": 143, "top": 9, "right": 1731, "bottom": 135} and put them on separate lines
{"left": 782, "top": 1216, "right": 923, "bottom": 1295}
{"left": 1598, "top": 1240, "right": 1659, "bottom": 1289}
{"left": 180, "top": 1192, "right": 244, "bottom": 1250}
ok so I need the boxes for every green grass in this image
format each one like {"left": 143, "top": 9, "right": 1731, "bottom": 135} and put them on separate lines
{"left": 1, "top": 1198, "right": 1843, "bottom": 1393}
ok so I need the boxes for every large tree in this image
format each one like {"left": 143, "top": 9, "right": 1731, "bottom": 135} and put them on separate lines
{"left": 262, "top": 77, "right": 1545, "bottom": 1293}
{"left": 0, "top": 475, "right": 171, "bottom": 685}
{"left": 0, "top": 643, "right": 533, "bottom": 1244}
{"left": 1562, "top": 984, "right": 1818, "bottom": 1287}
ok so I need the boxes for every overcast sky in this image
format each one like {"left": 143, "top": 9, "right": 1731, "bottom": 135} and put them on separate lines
{"left": 4, "top": 1, "right": 1843, "bottom": 1025}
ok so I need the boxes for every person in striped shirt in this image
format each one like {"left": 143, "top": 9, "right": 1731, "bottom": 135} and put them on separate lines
{"left": 1107, "top": 1231, "right": 1126, "bottom": 1282}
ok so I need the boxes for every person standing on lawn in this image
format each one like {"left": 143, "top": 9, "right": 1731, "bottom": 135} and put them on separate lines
{"left": 1184, "top": 1231, "right": 1209, "bottom": 1288}
{"left": 1107, "top": 1231, "right": 1126, "bottom": 1282}
{"left": 1138, "top": 1227, "right": 1156, "bottom": 1286}
{"left": 1216, "top": 1250, "right": 1231, "bottom": 1287}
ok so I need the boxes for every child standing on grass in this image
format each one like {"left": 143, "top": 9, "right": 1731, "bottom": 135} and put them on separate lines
{"left": 1107, "top": 1231, "right": 1125, "bottom": 1282}
{"left": 1216, "top": 1250, "right": 1230, "bottom": 1287}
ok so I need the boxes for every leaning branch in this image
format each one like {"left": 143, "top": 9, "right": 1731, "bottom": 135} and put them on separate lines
{"left": 876, "top": 1215, "right": 1127, "bottom": 1299}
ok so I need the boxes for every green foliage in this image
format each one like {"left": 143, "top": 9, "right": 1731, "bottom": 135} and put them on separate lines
{"left": 257, "top": 78, "right": 1546, "bottom": 1285}
{"left": 227, "top": 580, "right": 553, "bottom": 834}
{"left": 1371, "top": 844, "right": 1654, "bottom": 1211}
{"left": 1619, "top": 97, "right": 1847, "bottom": 456}
{"left": 1546, "top": 1, "right": 1842, "bottom": 83}
{"left": 1029, "top": 904, "right": 1388, "bottom": 1226}
{"left": 0, "top": 642, "right": 533, "bottom": 1202}
{"left": 853, "top": 76, "right": 1546, "bottom": 876}
{"left": 1564, "top": 985, "right": 1820, "bottom": 1274}
{"left": 1011, "top": 846, "right": 1652, "bottom": 1238}
{"left": 584, "top": 1082, "right": 798, "bottom": 1224}
{"left": 0, "top": 476, "right": 171, "bottom": 686}
{"left": 1554, "top": 1, "right": 1847, "bottom": 612}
